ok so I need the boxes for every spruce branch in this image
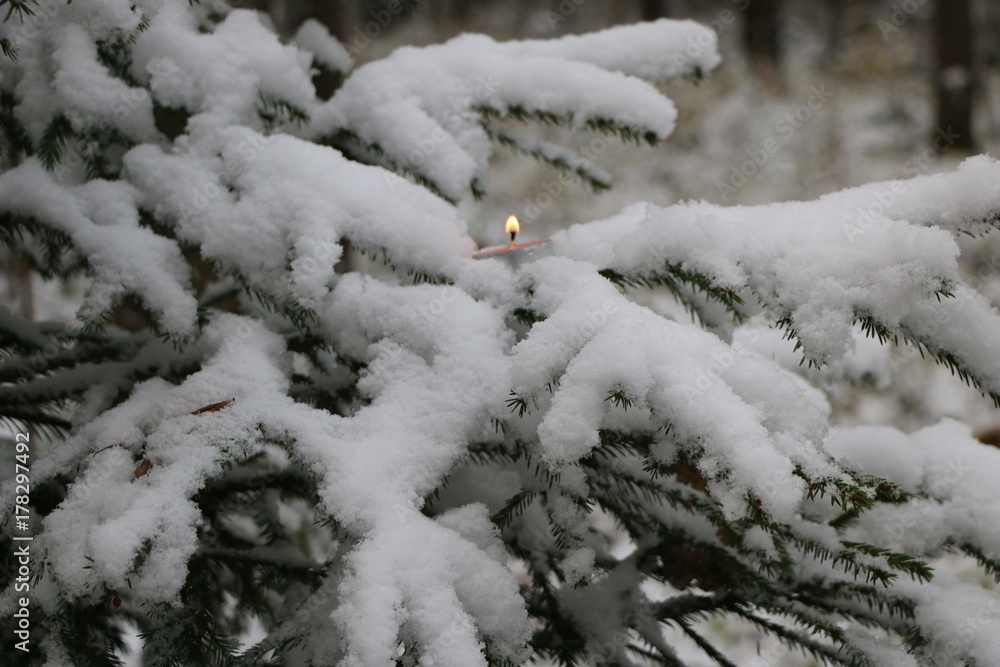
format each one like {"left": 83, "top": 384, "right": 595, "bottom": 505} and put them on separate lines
{"left": 0, "top": 90, "right": 30, "bottom": 160}
{"left": 677, "top": 620, "right": 738, "bottom": 667}
{"left": 0, "top": 36, "right": 17, "bottom": 60}
{"left": 732, "top": 609, "right": 851, "bottom": 666}
{"left": 853, "top": 311, "right": 1000, "bottom": 408}
{"left": 958, "top": 542, "right": 1000, "bottom": 584}
{"left": 485, "top": 123, "right": 612, "bottom": 192}
{"left": 0, "top": 0, "right": 37, "bottom": 22}
{"left": 476, "top": 103, "right": 663, "bottom": 146}
{"left": 257, "top": 93, "right": 310, "bottom": 132}
{"left": 599, "top": 265, "right": 747, "bottom": 324}
{"left": 323, "top": 127, "right": 464, "bottom": 203}
{"left": 38, "top": 114, "right": 75, "bottom": 171}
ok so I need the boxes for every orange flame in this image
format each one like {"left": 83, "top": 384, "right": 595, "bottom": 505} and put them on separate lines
{"left": 505, "top": 215, "right": 520, "bottom": 236}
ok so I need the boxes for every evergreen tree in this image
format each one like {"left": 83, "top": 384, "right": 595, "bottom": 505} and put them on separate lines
{"left": 2, "top": 2, "right": 1000, "bottom": 665}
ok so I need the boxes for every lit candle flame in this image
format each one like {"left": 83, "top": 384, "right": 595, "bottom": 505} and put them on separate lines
{"left": 506, "top": 215, "right": 520, "bottom": 246}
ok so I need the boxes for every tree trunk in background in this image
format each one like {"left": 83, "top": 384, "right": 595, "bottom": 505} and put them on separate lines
{"left": 934, "top": 0, "right": 976, "bottom": 150}
{"left": 451, "top": 0, "right": 474, "bottom": 22}
{"left": 7, "top": 254, "right": 33, "bottom": 320}
{"left": 247, "top": 0, "right": 349, "bottom": 40}
{"left": 819, "top": 0, "right": 843, "bottom": 67}
{"left": 742, "top": 0, "right": 783, "bottom": 83}
{"left": 307, "top": 0, "right": 349, "bottom": 40}
{"left": 640, "top": 0, "right": 672, "bottom": 21}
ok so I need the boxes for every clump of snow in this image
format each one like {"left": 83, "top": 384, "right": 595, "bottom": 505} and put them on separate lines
{"left": 513, "top": 19, "right": 720, "bottom": 83}
{"left": 561, "top": 547, "right": 596, "bottom": 585}
{"left": 125, "top": 129, "right": 472, "bottom": 315}
{"left": 295, "top": 19, "right": 353, "bottom": 75}
{"left": 312, "top": 19, "right": 719, "bottom": 201}
{"left": 132, "top": 7, "right": 315, "bottom": 132}
{"left": 901, "top": 573, "right": 1000, "bottom": 665}
{"left": 0, "top": 162, "right": 197, "bottom": 335}
{"left": 508, "top": 257, "right": 838, "bottom": 522}
{"left": 51, "top": 24, "right": 159, "bottom": 143}
{"left": 0, "top": 0, "right": 143, "bottom": 49}
{"left": 735, "top": 325, "right": 894, "bottom": 389}
{"left": 555, "top": 158, "right": 1000, "bottom": 401}
{"left": 33, "top": 316, "right": 288, "bottom": 603}
{"left": 828, "top": 420, "right": 1000, "bottom": 560}
{"left": 817, "top": 154, "right": 1000, "bottom": 236}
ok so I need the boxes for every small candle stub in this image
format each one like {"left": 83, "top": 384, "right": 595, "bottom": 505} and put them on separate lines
{"left": 474, "top": 215, "right": 553, "bottom": 269}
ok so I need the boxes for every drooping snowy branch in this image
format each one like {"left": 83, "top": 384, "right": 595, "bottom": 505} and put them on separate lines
{"left": 0, "top": 162, "right": 198, "bottom": 335}
{"left": 821, "top": 420, "right": 1000, "bottom": 663}
{"left": 125, "top": 130, "right": 472, "bottom": 320}
{"left": 312, "top": 19, "right": 720, "bottom": 201}
{"left": 503, "top": 256, "right": 839, "bottom": 522}
{"left": 554, "top": 158, "right": 1000, "bottom": 404}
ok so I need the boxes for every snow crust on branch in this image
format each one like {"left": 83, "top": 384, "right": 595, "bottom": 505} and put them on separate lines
{"left": 507, "top": 257, "right": 837, "bottom": 521}
{"left": 554, "top": 159, "right": 1000, "bottom": 399}
{"left": 314, "top": 19, "right": 719, "bottom": 200}
{"left": 0, "top": 162, "right": 197, "bottom": 334}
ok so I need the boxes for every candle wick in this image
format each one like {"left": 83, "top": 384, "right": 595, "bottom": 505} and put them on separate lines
{"left": 509, "top": 232, "right": 517, "bottom": 248}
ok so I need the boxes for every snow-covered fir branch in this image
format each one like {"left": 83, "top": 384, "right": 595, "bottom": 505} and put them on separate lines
{"left": 1, "top": 1, "right": 999, "bottom": 665}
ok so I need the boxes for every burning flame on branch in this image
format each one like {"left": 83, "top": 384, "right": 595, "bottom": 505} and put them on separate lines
{"left": 506, "top": 215, "right": 520, "bottom": 246}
